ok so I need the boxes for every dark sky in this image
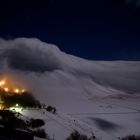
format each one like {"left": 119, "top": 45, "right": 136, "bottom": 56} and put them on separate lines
{"left": 0, "top": 0, "right": 140, "bottom": 60}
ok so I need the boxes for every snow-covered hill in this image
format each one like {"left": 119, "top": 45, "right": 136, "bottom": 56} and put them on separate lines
{"left": 0, "top": 38, "right": 140, "bottom": 140}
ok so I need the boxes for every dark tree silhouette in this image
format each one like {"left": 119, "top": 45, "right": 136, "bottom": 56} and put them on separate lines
{"left": 119, "top": 135, "right": 140, "bottom": 140}
{"left": 66, "top": 131, "right": 89, "bottom": 140}
{"left": 33, "top": 129, "right": 48, "bottom": 139}
{"left": 30, "top": 119, "right": 45, "bottom": 128}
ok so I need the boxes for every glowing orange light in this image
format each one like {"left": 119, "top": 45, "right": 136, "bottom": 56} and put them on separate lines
{"left": 0, "top": 104, "right": 5, "bottom": 110}
{"left": 15, "top": 89, "right": 19, "bottom": 93}
{"left": 21, "top": 89, "right": 25, "bottom": 93}
{"left": 0, "top": 81, "right": 5, "bottom": 86}
{"left": 4, "top": 87, "right": 9, "bottom": 92}
{"left": 0, "top": 78, "right": 26, "bottom": 95}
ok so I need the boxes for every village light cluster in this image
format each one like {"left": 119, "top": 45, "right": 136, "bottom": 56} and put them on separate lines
{"left": 0, "top": 79, "right": 25, "bottom": 113}
{"left": 0, "top": 80, "right": 26, "bottom": 94}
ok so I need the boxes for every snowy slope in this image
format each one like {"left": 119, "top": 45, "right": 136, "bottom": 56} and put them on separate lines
{"left": 0, "top": 38, "right": 140, "bottom": 139}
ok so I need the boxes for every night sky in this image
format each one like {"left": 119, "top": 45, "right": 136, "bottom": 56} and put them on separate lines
{"left": 0, "top": 0, "right": 140, "bottom": 60}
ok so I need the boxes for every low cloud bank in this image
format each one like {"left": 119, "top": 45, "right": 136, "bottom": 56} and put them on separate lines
{"left": 0, "top": 38, "right": 63, "bottom": 73}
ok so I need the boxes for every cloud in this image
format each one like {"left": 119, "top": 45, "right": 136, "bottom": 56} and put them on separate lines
{"left": 0, "top": 38, "right": 63, "bottom": 73}
{"left": 0, "top": 37, "right": 140, "bottom": 98}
